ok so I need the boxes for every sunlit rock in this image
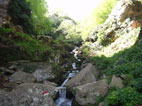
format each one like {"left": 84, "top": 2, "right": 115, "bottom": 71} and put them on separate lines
{"left": 65, "top": 63, "right": 100, "bottom": 88}
{"left": 73, "top": 80, "right": 109, "bottom": 106}
{"left": 9, "top": 83, "right": 56, "bottom": 106}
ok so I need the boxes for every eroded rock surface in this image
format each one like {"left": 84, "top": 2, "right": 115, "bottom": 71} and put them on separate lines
{"left": 9, "top": 83, "right": 56, "bottom": 106}
{"left": 83, "top": 0, "right": 142, "bottom": 57}
{"left": 110, "top": 75, "right": 124, "bottom": 89}
{"left": 73, "top": 80, "right": 109, "bottom": 105}
{"left": 9, "top": 71, "right": 36, "bottom": 83}
{"left": 65, "top": 63, "right": 100, "bottom": 88}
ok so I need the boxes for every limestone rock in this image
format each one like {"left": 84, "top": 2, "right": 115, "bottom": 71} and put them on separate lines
{"left": 33, "top": 64, "right": 55, "bottom": 82}
{"left": 9, "top": 71, "right": 36, "bottom": 83}
{"left": 0, "top": 90, "right": 13, "bottom": 106}
{"left": 65, "top": 63, "right": 100, "bottom": 88}
{"left": 73, "top": 80, "right": 109, "bottom": 105}
{"left": 83, "top": 0, "right": 142, "bottom": 57}
{"left": 3, "top": 81, "right": 18, "bottom": 89}
{"left": 9, "top": 83, "right": 56, "bottom": 106}
{"left": 110, "top": 75, "right": 124, "bottom": 88}
{"left": 106, "top": 0, "right": 142, "bottom": 23}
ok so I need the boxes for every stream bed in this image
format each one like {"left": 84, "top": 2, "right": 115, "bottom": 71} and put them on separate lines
{"left": 55, "top": 47, "right": 80, "bottom": 106}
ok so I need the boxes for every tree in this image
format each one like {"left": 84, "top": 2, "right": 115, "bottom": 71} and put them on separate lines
{"left": 26, "top": 0, "right": 52, "bottom": 35}
{"left": 8, "top": 0, "right": 34, "bottom": 34}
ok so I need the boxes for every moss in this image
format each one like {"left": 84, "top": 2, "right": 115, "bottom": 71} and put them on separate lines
{"left": 22, "top": 64, "right": 38, "bottom": 73}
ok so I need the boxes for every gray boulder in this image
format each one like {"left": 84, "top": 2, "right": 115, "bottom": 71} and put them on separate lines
{"left": 9, "top": 71, "right": 36, "bottom": 83}
{"left": 0, "top": 90, "right": 13, "bottom": 106}
{"left": 110, "top": 75, "right": 124, "bottom": 89}
{"left": 65, "top": 63, "right": 100, "bottom": 88}
{"left": 33, "top": 64, "right": 55, "bottom": 82}
{"left": 9, "top": 83, "right": 56, "bottom": 106}
{"left": 73, "top": 80, "right": 109, "bottom": 106}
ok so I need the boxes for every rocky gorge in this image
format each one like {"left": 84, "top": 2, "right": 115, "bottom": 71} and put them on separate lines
{"left": 1, "top": 0, "right": 142, "bottom": 106}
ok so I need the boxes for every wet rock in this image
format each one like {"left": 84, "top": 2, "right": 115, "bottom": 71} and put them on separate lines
{"left": 110, "top": 75, "right": 124, "bottom": 89}
{"left": 9, "top": 71, "right": 36, "bottom": 83}
{"left": 9, "top": 83, "right": 56, "bottom": 106}
{"left": 73, "top": 80, "right": 109, "bottom": 106}
{"left": 66, "top": 63, "right": 100, "bottom": 88}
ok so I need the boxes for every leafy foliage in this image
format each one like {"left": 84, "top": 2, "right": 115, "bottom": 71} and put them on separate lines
{"left": 8, "top": 0, "right": 34, "bottom": 34}
{"left": 81, "top": 0, "right": 118, "bottom": 40}
{"left": 26, "top": 0, "right": 52, "bottom": 34}
{"left": 104, "top": 87, "right": 142, "bottom": 106}
{"left": 92, "top": 38, "right": 142, "bottom": 105}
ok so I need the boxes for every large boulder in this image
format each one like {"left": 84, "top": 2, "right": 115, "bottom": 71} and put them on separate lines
{"left": 33, "top": 64, "right": 56, "bottom": 82}
{"left": 12, "top": 62, "right": 56, "bottom": 82}
{"left": 9, "top": 71, "right": 36, "bottom": 83}
{"left": 73, "top": 80, "right": 109, "bottom": 106}
{"left": 110, "top": 75, "right": 124, "bottom": 89}
{"left": 105, "top": 0, "right": 142, "bottom": 23}
{"left": 9, "top": 83, "right": 56, "bottom": 106}
{"left": 65, "top": 63, "right": 100, "bottom": 88}
{"left": 0, "top": 90, "right": 13, "bottom": 106}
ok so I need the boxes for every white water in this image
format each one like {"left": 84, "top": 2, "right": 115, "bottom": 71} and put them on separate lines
{"left": 55, "top": 47, "right": 80, "bottom": 106}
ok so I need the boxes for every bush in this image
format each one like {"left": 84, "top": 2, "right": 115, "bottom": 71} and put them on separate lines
{"left": 105, "top": 87, "right": 142, "bottom": 106}
{"left": 81, "top": 0, "right": 118, "bottom": 40}
{"left": 91, "top": 0, "right": 118, "bottom": 25}
{"left": 8, "top": 0, "right": 34, "bottom": 34}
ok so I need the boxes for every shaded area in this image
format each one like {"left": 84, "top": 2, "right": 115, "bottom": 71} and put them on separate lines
{"left": 92, "top": 37, "right": 142, "bottom": 106}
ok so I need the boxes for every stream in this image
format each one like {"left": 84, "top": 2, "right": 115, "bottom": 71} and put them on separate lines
{"left": 55, "top": 47, "right": 80, "bottom": 106}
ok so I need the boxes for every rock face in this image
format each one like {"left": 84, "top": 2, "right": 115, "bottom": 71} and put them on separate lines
{"left": 9, "top": 71, "right": 36, "bottom": 83}
{"left": 9, "top": 83, "right": 56, "bottom": 106}
{"left": 105, "top": 0, "right": 142, "bottom": 23}
{"left": 33, "top": 64, "right": 56, "bottom": 82}
{"left": 83, "top": 0, "right": 142, "bottom": 57}
{"left": 73, "top": 80, "right": 109, "bottom": 105}
{"left": 0, "top": 0, "right": 10, "bottom": 27}
{"left": 110, "top": 75, "right": 124, "bottom": 88}
{"left": 65, "top": 63, "right": 100, "bottom": 88}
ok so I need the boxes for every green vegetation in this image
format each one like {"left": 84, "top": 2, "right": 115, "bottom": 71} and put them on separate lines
{"left": 93, "top": 39, "right": 142, "bottom": 105}
{"left": 8, "top": 0, "right": 52, "bottom": 35}
{"left": 0, "top": 28, "right": 48, "bottom": 61}
{"left": 8, "top": 0, "right": 33, "bottom": 34}
{"left": 26, "top": 0, "right": 52, "bottom": 34}
{"left": 56, "top": 19, "right": 82, "bottom": 45}
{"left": 81, "top": 0, "right": 118, "bottom": 40}
{"left": 105, "top": 87, "right": 142, "bottom": 106}
{"left": 0, "top": 28, "right": 74, "bottom": 65}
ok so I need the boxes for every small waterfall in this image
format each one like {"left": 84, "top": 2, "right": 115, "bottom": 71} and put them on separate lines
{"left": 55, "top": 47, "right": 80, "bottom": 106}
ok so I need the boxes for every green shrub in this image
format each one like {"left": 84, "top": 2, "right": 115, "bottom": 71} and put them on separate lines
{"left": 105, "top": 87, "right": 142, "bottom": 106}
{"left": 91, "top": 0, "right": 118, "bottom": 25}
{"left": 93, "top": 56, "right": 111, "bottom": 70}
{"left": 81, "top": 0, "right": 118, "bottom": 40}
{"left": 133, "top": 78, "right": 142, "bottom": 93}
{"left": 8, "top": 0, "right": 34, "bottom": 34}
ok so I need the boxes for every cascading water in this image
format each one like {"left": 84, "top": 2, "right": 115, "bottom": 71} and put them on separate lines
{"left": 55, "top": 47, "right": 80, "bottom": 106}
